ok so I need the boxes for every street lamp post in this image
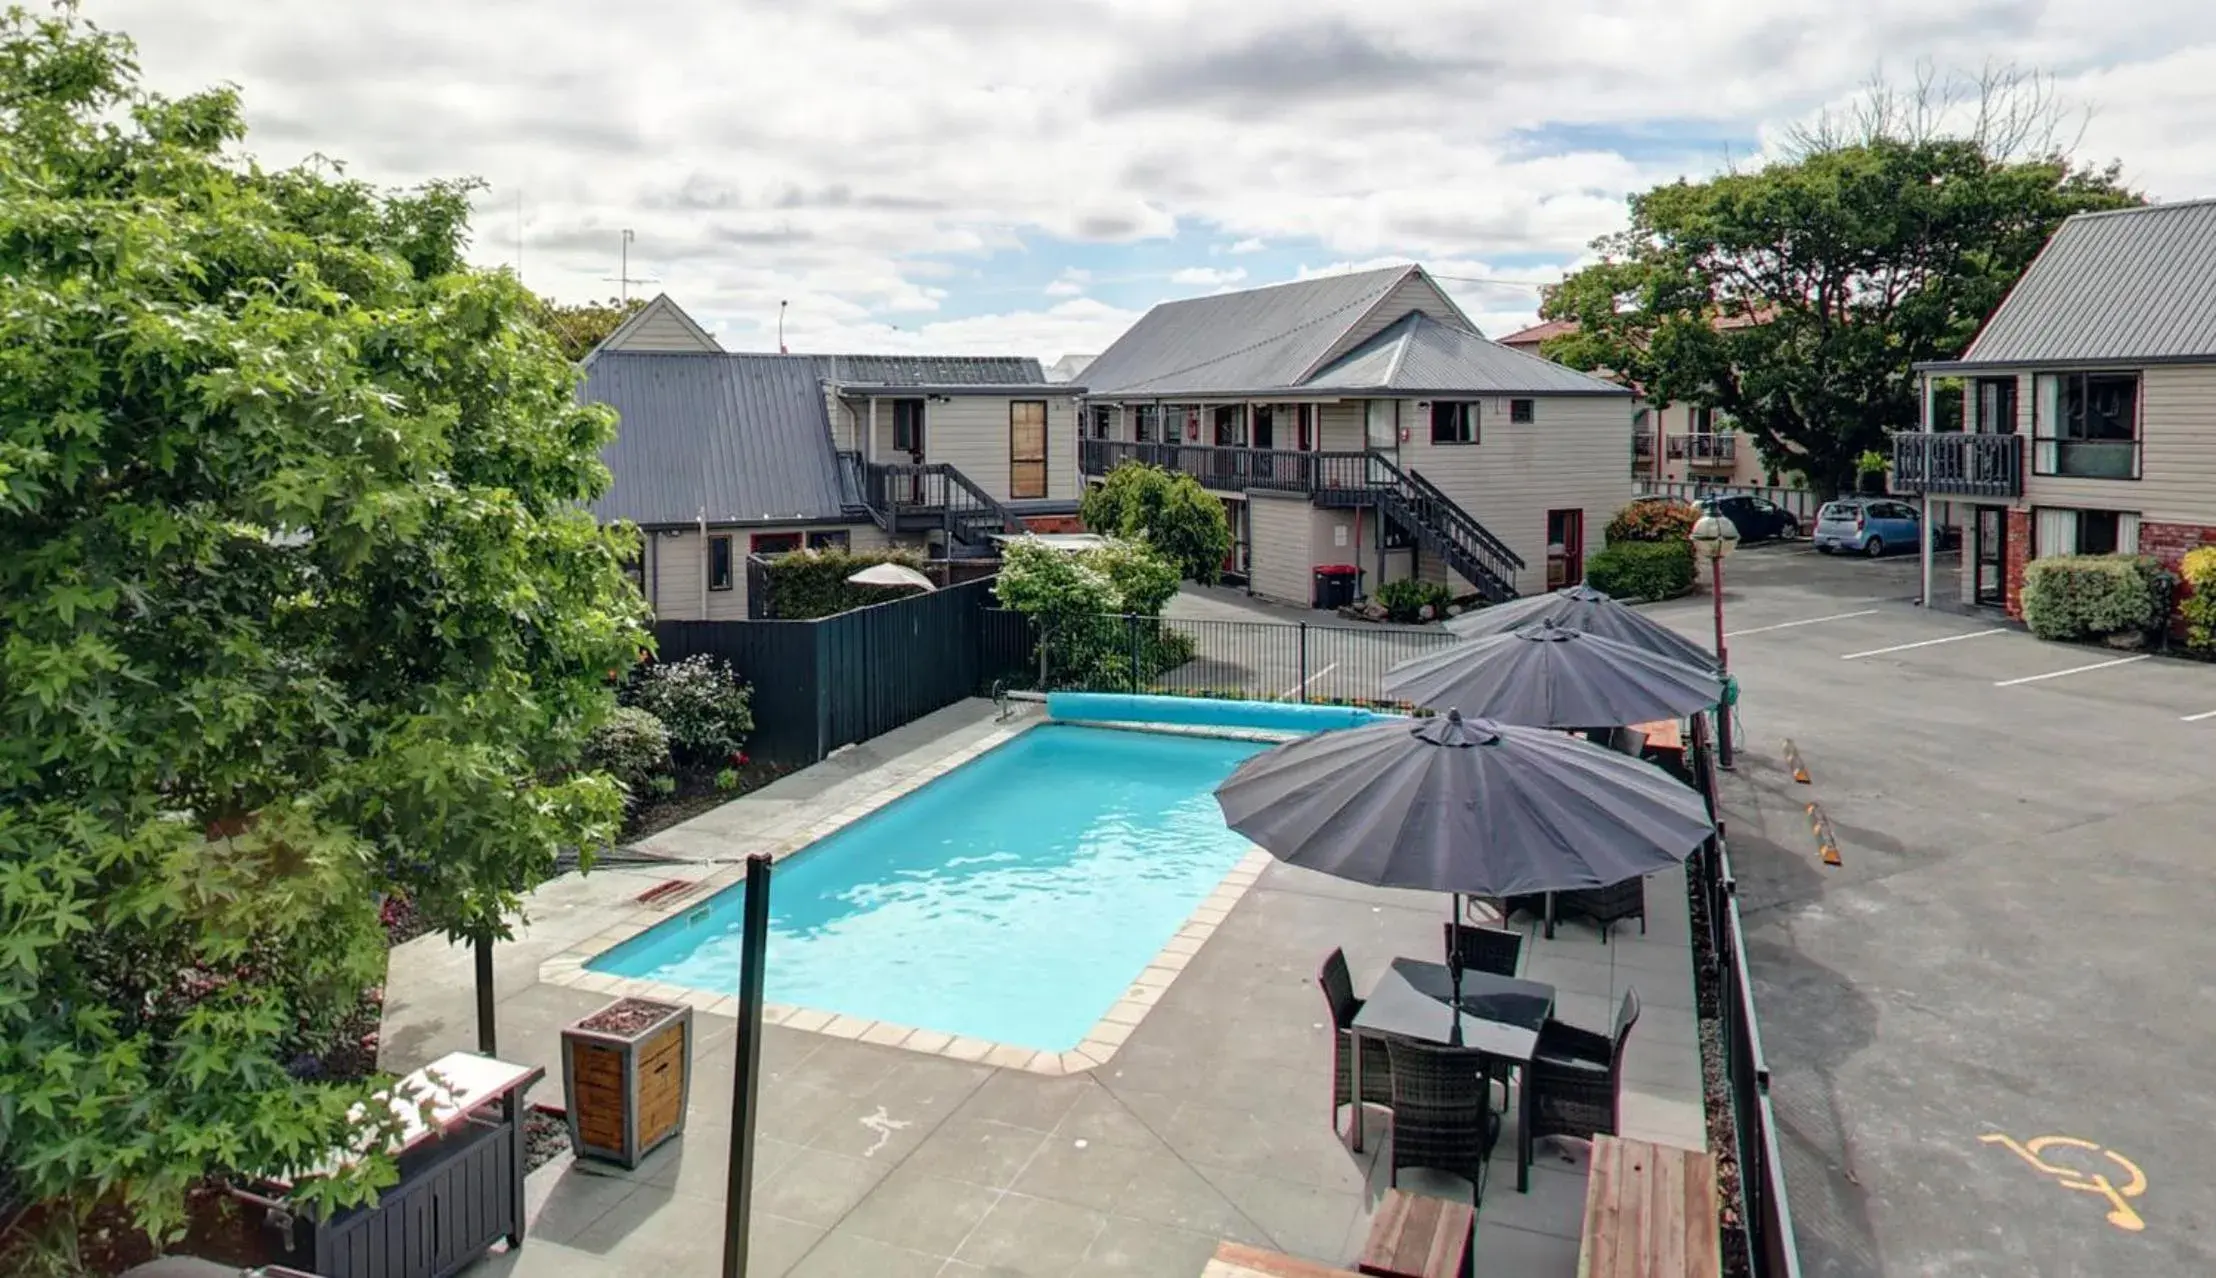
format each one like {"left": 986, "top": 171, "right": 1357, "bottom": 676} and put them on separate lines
{"left": 1690, "top": 513, "right": 1741, "bottom": 769}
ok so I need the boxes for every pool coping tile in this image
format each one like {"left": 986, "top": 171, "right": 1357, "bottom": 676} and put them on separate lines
{"left": 532, "top": 718, "right": 1276, "bottom": 1077}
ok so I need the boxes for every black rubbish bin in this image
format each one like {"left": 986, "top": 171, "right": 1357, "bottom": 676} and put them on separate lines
{"left": 1313, "top": 564, "right": 1360, "bottom": 609}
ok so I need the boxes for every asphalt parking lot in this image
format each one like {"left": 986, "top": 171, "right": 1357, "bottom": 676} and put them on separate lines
{"left": 1641, "top": 544, "right": 2216, "bottom": 1277}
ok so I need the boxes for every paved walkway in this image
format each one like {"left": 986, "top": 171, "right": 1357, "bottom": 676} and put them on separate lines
{"left": 380, "top": 701, "right": 1707, "bottom": 1276}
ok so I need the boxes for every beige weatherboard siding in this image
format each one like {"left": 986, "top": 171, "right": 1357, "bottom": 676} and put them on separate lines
{"left": 595, "top": 295, "right": 723, "bottom": 355}
{"left": 1245, "top": 492, "right": 1316, "bottom": 606}
{"left": 1973, "top": 364, "right": 2216, "bottom": 523}
{"left": 1395, "top": 393, "right": 1632, "bottom": 595}
{"left": 856, "top": 394, "right": 1080, "bottom": 504}
{"left": 1304, "top": 271, "right": 1474, "bottom": 372}
{"left": 644, "top": 523, "right": 889, "bottom": 621}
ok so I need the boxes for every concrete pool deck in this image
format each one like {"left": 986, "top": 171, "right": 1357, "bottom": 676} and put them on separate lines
{"left": 379, "top": 699, "right": 1709, "bottom": 1277}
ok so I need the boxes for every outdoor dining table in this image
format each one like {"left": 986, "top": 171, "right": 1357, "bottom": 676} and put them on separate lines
{"left": 1348, "top": 957, "right": 1557, "bottom": 1192}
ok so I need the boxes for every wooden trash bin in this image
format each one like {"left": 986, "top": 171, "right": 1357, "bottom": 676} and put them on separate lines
{"left": 561, "top": 997, "right": 693, "bottom": 1169}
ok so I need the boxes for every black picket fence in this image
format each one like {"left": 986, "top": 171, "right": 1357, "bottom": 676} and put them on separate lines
{"left": 1687, "top": 715, "right": 1805, "bottom": 1278}
{"left": 655, "top": 576, "right": 997, "bottom": 769}
{"left": 979, "top": 609, "right": 1460, "bottom": 708}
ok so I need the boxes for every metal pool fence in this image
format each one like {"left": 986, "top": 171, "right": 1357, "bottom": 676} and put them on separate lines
{"left": 980, "top": 609, "right": 1460, "bottom": 708}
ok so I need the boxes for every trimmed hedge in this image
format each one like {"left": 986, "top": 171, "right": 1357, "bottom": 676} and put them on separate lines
{"left": 2020, "top": 554, "right": 2166, "bottom": 642}
{"left": 2182, "top": 546, "right": 2216, "bottom": 656}
{"left": 761, "top": 547, "right": 930, "bottom": 619}
{"left": 1585, "top": 541, "right": 1696, "bottom": 602}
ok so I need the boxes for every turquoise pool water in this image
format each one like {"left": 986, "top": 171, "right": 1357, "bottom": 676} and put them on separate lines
{"left": 588, "top": 724, "right": 1268, "bottom": 1052}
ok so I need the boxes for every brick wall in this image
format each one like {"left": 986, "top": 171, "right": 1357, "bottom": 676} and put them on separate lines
{"left": 2004, "top": 508, "right": 2030, "bottom": 617}
{"left": 2140, "top": 521, "right": 2216, "bottom": 633}
{"left": 1021, "top": 514, "right": 1086, "bottom": 535}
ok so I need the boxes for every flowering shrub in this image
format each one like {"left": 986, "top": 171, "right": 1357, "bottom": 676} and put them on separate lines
{"left": 1605, "top": 499, "right": 1699, "bottom": 544}
{"left": 622, "top": 655, "right": 755, "bottom": 764}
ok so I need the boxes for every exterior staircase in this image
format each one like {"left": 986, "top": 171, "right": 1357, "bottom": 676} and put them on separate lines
{"left": 838, "top": 450, "right": 1025, "bottom": 557}
{"left": 1366, "top": 454, "right": 1523, "bottom": 604}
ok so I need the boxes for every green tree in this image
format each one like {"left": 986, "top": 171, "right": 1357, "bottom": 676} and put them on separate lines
{"left": 1543, "top": 72, "right": 2138, "bottom": 495}
{"left": 536, "top": 296, "right": 645, "bottom": 362}
{"left": 0, "top": 6, "right": 648, "bottom": 1246}
{"left": 1079, "top": 463, "right": 1234, "bottom": 584}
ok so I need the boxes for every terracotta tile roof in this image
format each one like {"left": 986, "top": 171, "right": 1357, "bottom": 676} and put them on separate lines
{"left": 1497, "top": 319, "right": 1579, "bottom": 348}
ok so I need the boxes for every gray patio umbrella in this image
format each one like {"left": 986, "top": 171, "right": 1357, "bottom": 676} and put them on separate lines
{"left": 1382, "top": 620, "right": 1723, "bottom": 730}
{"left": 1445, "top": 584, "right": 1717, "bottom": 671}
{"left": 1215, "top": 709, "right": 1713, "bottom": 900}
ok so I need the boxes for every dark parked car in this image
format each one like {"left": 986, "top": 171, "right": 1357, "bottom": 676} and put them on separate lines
{"left": 1696, "top": 494, "right": 1800, "bottom": 543}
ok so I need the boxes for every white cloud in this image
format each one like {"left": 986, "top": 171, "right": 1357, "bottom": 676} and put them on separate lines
{"left": 1044, "top": 279, "right": 1086, "bottom": 297}
{"left": 76, "top": 0, "right": 2216, "bottom": 360}
{"left": 1169, "top": 266, "right": 1248, "bottom": 286}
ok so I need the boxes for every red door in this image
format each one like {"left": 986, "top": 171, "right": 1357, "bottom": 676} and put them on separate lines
{"left": 1547, "top": 509, "right": 1585, "bottom": 588}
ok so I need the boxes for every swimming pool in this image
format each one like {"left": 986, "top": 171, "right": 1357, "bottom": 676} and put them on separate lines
{"left": 587, "top": 724, "right": 1268, "bottom": 1053}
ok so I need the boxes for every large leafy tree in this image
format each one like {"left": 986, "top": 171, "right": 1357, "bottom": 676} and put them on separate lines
{"left": 535, "top": 296, "right": 645, "bottom": 362}
{"left": 1079, "top": 463, "right": 1234, "bottom": 584}
{"left": 1542, "top": 74, "right": 2139, "bottom": 495}
{"left": 0, "top": 4, "right": 648, "bottom": 1245}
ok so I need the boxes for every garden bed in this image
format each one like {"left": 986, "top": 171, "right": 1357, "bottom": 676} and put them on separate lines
{"left": 1685, "top": 868, "right": 1755, "bottom": 1278}
{"left": 621, "top": 759, "right": 786, "bottom": 843}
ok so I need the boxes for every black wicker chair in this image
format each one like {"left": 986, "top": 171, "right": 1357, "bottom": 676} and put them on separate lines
{"left": 1442, "top": 921, "right": 1523, "bottom": 978}
{"left": 1551, "top": 874, "right": 1647, "bottom": 941}
{"left": 1529, "top": 988, "right": 1641, "bottom": 1146}
{"left": 1383, "top": 1038, "right": 1501, "bottom": 1202}
{"left": 1320, "top": 948, "right": 1394, "bottom": 1136}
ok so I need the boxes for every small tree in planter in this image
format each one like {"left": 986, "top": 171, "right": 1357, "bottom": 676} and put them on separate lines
{"left": 561, "top": 998, "right": 695, "bottom": 1169}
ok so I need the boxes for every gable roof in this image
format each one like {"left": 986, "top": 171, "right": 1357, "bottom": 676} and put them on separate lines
{"left": 813, "top": 354, "right": 1047, "bottom": 386}
{"left": 1304, "top": 312, "right": 1630, "bottom": 396}
{"left": 581, "top": 352, "right": 852, "bottom": 527}
{"left": 1497, "top": 319, "right": 1578, "bottom": 350}
{"left": 1081, "top": 265, "right": 1462, "bottom": 397}
{"left": 588, "top": 293, "right": 723, "bottom": 360}
{"left": 1945, "top": 200, "right": 2216, "bottom": 368}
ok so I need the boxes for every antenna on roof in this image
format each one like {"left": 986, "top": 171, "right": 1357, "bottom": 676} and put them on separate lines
{"left": 603, "top": 229, "right": 659, "bottom": 303}
{"left": 778, "top": 300, "right": 789, "bottom": 354}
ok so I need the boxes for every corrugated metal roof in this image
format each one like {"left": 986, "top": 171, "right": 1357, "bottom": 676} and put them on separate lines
{"left": 813, "top": 354, "right": 1047, "bottom": 385}
{"left": 1304, "top": 312, "right": 1630, "bottom": 396}
{"left": 1961, "top": 200, "right": 2216, "bottom": 366}
{"left": 1080, "top": 265, "right": 1420, "bottom": 396}
{"left": 582, "top": 353, "right": 853, "bottom": 526}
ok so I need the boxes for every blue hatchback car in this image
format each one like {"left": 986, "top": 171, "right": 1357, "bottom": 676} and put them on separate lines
{"left": 1813, "top": 498, "right": 1920, "bottom": 557}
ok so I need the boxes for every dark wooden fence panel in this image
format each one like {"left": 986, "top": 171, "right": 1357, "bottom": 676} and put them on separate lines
{"left": 652, "top": 577, "right": 999, "bottom": 770}
{"left": 651, "top": 619, "right": 824, "bottom": 766}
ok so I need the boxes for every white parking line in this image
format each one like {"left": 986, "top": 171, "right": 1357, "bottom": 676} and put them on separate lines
{"left": 2182, "top": 709, "right": 2216, "bottom": 723}
{"left": 1993, "top": 654, "right": 2152, "bottom": 687}
{"left": 1840, "top": 629, "right": 2006, "bottom": 660}
{"left": 1726, "top": 609, "right": 1880, "bottom": 637}
{"left": 1285, "top": 663, "right": 1337, "bottom": 699}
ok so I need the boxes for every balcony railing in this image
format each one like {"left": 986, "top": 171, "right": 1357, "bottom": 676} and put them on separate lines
{"left": 1078, "top": 438, "right": 1372, "bottom": 495}
{"left": 1890, "top": 432, "right": 2024, "bottom": 497}
{"left": 1633, "top": 431, "right": 1656, "bottom": 459}
{"left": 1666, "top": 433, "right": 1738, "bottom": 467}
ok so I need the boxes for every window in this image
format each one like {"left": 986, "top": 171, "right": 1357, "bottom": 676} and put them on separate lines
{"left": 1973, "top": 377, "right": 2016, "bottom": 435}
{"left": 1509, "top": 398, "right": 1536, "bottom": 424}
{"left": 1212, "top": 405, "right": 1244, "bottom": 447}
{"left": 2078, "top": 510, "right": 2121, "bottom": 555}
{"left": 750, "top": 532, "right": 802, "bottom": 556}
{"left": 2034, "top": 372, "right": 2139, "bottom": 478}
{"left": 708, "top": 535, "right": 734, "bottom": 591}
{"left": 2035, "top": 508, "right": 2140, "bottom": 557}
{"left": 892, "top": 399, "right": 925, "bottom": 454}
{"left": 1134, "top": 404, "right": 1160, "bottom": 443}
{"left": 807, "top": 529, "right": 850, "bottom": 551}
{"left": 1251, "top": 405, "right": 1275, "bottom": 450}
{"left": 1690, "top": 405, "right": 1716, "bottom": 434}
{"left": 1087, "top": 405, "right": 1112, "bottom": 440}
{"left": 1010, "top": 400, "right": 1048, "bottom": 499}
{"left": 1430, "top": 401, "right": 1478, "bottom": 444}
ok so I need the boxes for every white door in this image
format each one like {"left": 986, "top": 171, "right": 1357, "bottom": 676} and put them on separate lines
{"left": 1365, "top": 399, "right": 1397, "bottom": 482}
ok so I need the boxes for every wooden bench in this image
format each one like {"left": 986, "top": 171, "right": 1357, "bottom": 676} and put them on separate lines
{"left": 1357, "top": 1189, "right": 1473, "bottom": 1278}
{"left": 1577, "top": 1135, "right": 1721, "bottom": 1278}
{"left": 1205, "top": 1241, "right": 1361, "bottom": 1277}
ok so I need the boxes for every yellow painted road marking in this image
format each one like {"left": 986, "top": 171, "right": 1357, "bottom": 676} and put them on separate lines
{"left": 1981, "top": 1132, "right": 2148, "bottom": 1231}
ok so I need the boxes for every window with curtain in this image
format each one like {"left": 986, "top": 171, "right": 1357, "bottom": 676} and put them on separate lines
{"left": 1430, "top": 401, "right": 1478, "bottom": 444}
{"left": 1010, "top": 401, "right": 1048, "bottom": 498}
{"left": 1134, "top": 404, "right": 1159, "bottom": 443}
{"left": 2034, "top": 372, "right": 2139, "bottom": 478}
{"left": 1974, "top": 377, "right": 2017, "bottom": 434}
{"left": 2035, "top": 507, "right": 2141, "bottom": 556}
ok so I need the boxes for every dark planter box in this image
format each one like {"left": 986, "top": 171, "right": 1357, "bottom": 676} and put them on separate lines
{"left": 561, "top": 998, "right": 693, "bottom": 1169}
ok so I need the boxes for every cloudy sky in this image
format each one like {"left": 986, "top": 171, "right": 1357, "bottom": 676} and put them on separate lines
{"left": 85, "top": 0, "right": 2216, "bottom": 362}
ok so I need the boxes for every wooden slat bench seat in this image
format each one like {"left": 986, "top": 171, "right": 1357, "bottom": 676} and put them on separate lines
{"left": 1577, "top": 1135, "right": 1721, "bottom": 1278}
{"left": 1357, "top": 1189, "right": 1473, "bottom": 1278}
{"left": 1205, "top": 1241, "right": 1362, "bottom": 1277}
